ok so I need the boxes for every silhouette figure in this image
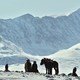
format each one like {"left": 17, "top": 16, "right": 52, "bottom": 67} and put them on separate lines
{"left": 40, "top": 58, "right": 59, "bottom": 75}
{"left": 25, "top": 59, "right": 31, "bottom": 72}
{"left": 72, "top": 67, "right": 78, "bottom": 77}
{"left": 68, "top": 67, "right": 78, "bottom": 77}
{"left": 5, "top": 64, "right": 10, "bottom": 72}
{"left": 31, "top": 61, "right": 39, "bottom": 73}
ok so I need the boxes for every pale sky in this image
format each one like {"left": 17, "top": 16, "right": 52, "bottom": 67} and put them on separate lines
{"left": 0, "top": 0, "right": 80, "bottom": 19}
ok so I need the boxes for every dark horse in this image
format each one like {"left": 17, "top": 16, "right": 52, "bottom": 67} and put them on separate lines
{"left": 40, "top": 58, "right": 59, "bottom": 75}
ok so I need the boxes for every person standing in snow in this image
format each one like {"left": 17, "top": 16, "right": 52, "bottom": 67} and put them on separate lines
{"left": 31, "top": 61, "right": 39, "bottom": 73}
{"left": 72, "top": 67, "right": 78, "bottom": 77}
{"left": 68, "top": 67, "right": 78, "bottom": 77}
{"left": 5, "top": 64, "right": 10, "bottom": 72}
{"left": 25, "top": 59, "right": 31, "bottom": 72}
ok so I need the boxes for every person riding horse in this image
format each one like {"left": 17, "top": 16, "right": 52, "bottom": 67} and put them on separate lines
{"left": 40, "top": 58, "right": 59, "bottom": 75}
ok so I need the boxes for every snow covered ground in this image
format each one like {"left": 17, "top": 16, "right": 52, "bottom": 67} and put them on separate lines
{"left": 0, "top": 72, "right": 79, "bottom": 80}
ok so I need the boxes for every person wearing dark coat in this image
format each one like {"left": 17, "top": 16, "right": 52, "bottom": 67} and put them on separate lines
{"left": 5, "top": 64, "right": 10, "bottom": 72}
{"left": 68, "top": 67, "right": 78, "bottom": 77}
{"left": 31, "top": 61, "right": 39, "bottom": 73}
{"left": 25, "top": 59, "right": 31, "bottom": 72}
{"left": 72, "top": 67, "right": 78, "bottom": 77}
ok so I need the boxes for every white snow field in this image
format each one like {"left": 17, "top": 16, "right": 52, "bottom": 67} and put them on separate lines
{"left": 0, "top": 72, "right": 80, "bottom": 80}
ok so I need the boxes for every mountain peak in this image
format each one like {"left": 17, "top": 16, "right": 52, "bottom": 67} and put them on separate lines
{"left": 15, "top": 13, "right": 34, "bottom": 20}
{"left": 22, "top": 13, "right": 34, "bottom": 17}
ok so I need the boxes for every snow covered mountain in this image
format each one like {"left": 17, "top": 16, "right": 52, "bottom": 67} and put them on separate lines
{"left": 0, "top": 36, "right": 40, "bottom": 65}
{"left": 49, "top": 43, "right": 80, "bottom": 58}
{"left": 0, "top": 9, "right": 80, "bottom": 55}
{"left": 0, "top": 36, "right": 26, "bottom": 64}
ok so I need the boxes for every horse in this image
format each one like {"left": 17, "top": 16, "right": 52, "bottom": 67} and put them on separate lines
{"left": 40, "top": 58, "right": 59, "bottom": 75}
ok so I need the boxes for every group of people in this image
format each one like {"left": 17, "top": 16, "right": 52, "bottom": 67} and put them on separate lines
{"left": 24, "top": 59, "right": 39, "bottom": 73}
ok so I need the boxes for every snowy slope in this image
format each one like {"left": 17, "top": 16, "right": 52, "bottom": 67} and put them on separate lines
{"left": 0, "top": 36, "right": 41, "bottom": 65}
{"left": 49, "top": 43, "right": 80, "bottom": 58}
{"left": 0, "top": 9, "right": 80, "bottom": 55}
{"left": 0, "top": 36, "right": 26, "bottom": 64}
